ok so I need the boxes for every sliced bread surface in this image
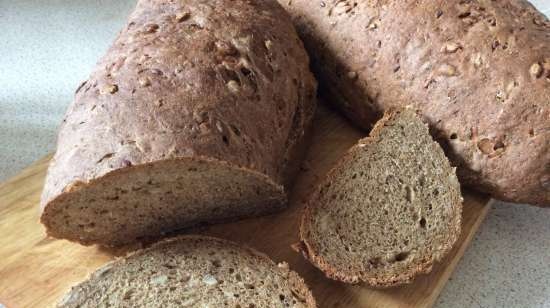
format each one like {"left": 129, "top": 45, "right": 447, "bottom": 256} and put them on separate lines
{"left": 298, "top": 109, "right": 463, "bottom": 287}
{"left": 58, "top": 236, "right": 316, "bottom": 308}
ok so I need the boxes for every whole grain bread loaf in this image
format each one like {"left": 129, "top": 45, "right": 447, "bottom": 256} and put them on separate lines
{"left": 58, "top": 235, "right": 316, "bottom": 307}
{"left": 297, "top": 109, "right": 462, "bottom": 287}
{"left": 279, "top": 0, "right": 550, "bottom": 206}
{"left": 40, "top": 0, "right": 316, "bottom": 245}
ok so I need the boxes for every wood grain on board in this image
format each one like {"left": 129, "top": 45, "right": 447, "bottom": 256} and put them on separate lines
{"left": 0, "top": 105, "right": 491, "bottom": 308}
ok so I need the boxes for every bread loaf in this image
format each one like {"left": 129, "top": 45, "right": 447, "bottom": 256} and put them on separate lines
{"left": 40, "top": 0, "right": 316, "bottom": 245}
{"left": 297, "top": 109, "right": 462, "bottom": 287}
{"left": 58, "top": 236, "right": 316, "bottom": 307}
{"left": 279, "top": 0, "right": 549, "bottom": 206}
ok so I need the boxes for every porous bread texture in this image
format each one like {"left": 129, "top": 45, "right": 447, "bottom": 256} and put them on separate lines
{"left": 40, "top": 0, "right": 317, "bottom": 245}
{"left": 299, "top": 109, "right": 463, "bottom": 287}
{"left": 279, "top": 0, "right": 550, "bottom": 206}
{"left": 43, "top": 158, "right": 286, "bottom": 245}
{"left": 58, "top": 236, "right": 316, "bottom": 308}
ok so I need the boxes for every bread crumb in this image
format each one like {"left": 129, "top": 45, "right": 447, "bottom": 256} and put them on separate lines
{"left": 365, "top": 16, "right": 379, "bottom": 30}
{"left": 150, "top": 275, "right": 168, "bottom": 285}
{"left": 202, "top": 274, "right": 218, "bottom": 286}
{"left": 472, "top": 53, "right": 483, "bottom": 68}
{"left": 334, "top": 1, "right": 353, "bottom": 15}
{"left": 227, "top": 80, "right": 240, "bottom": 93}
{"left": 438, "top": 64, "right": 457, "bottom": 76}
{"left": 530, "top": 63, "right": 543, "bottom": 78}
{"left": 58, "top": 287, "right": 81, "bottom": 306}
{"left": 139, "top": 77, "right": 151, "bottom": 87}
{"left": 102, "top": 84, "right": 118, "bottom": 94}
{"left": 406, "top": 186, "right": 415, "bottom": 202}
{"left": 442, "top": 43, "right": 461, "bottom": 53}
{"left": 223, "top": 291, "right": 234, "bottom": 297}
{"left": 94, "top": 264, "right": 113, "bottom": 278}
{"left": 181, "top": 298, "right": 197, "bottom": 306}
{"left": 367, "top": 21, "right": 378, "bottom": 30}
{"left": 277, "top": 262, "right": 289, "bottom": 270}
{"left": 477, "top": 138, "right": 494, "bottom": 154}
{"left": 215, "top": 40, "right": 238, "bottom": 56}
{"left": 144, "top": 23, "right": 159, "bottom": 33}
{"left": 533, "top": 17, "right": 545, "bottom": 26}
{"left": 215, "top": 121, "right": 224, "bottom": 133}
{"left": 175, "top": 11, "right": 191, "bottom": 22}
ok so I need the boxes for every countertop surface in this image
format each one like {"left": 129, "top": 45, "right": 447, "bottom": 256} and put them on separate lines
{"left": 1, "top": 1, "right": 549, "bottom": 307}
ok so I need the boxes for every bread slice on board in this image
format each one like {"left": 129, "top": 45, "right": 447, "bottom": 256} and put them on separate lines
{"left": 297, "top": 109, "right": 463, "bottom": 287}
{"left": 57, "top": 236, "right": 316, "bottom": 308}
{"left": 40, "top": 0, "right": 316, "bottom": 246}
{"left": 278, "top": 0, "right": 550, "bottom": 206}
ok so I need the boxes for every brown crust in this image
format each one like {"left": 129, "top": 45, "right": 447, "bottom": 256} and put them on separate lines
{"left": 40, "top": 0, "right": 317, "bottom": 243}
{"left": 280, "top": 0, "right": 550, "bottom": 206}
{"left": 298, "top": 108, "right": 462, "bottom": 287}
{"left": 59, "top": 235, "right": 317, "bottom": 307}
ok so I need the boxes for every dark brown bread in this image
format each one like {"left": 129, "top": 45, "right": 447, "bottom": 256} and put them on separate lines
{"left": 40, "top": 0, "right": 316, "bottom": 245}
{"left": 58, "top": 236, "right": 316, "bottom": 307}
{"left": 298, "top": 109, "right": 463, "bottom": 287}
{"left": 279, "top": 0, "right": 550, "bottom": 206}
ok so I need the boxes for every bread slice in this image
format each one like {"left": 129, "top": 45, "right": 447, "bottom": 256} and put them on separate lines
{"left": 297, "top": 109, "right": 463, "bottom": 287}
{"left": 57, "top": 236, "right": 316, "bottom": 307}
{"left": 40, "top": 0, "right": 316, "bottom": 246}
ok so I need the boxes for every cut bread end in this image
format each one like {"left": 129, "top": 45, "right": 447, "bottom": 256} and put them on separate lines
{"left": 58, "top": 235, "right": 316, "bottom": 307}
{"left": 41, "top": 157, "right": 286, "bottom": 246}
{"left": 299, "top": 108, "right": 463, "bottom": 287}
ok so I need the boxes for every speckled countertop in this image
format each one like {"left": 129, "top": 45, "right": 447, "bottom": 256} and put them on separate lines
{"left": 0, "top": 1, "right": 549, "bottom": 307}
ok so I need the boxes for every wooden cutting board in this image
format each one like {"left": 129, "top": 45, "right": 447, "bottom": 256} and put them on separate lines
{"left": 0, "top": 104, "right": 491, "bottom": 308}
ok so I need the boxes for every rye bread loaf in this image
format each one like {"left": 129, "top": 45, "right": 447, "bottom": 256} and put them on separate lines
{"left": 297, "top": 109, "right": 463, "bottom": 287}
{"left": 278, "top": 0, "right": 550, "bottom": 206}
{"left": 40, "top": 0, "right": 317, "bottom": 246}
{"left": 58, "top": 235, "right": 316, "bottom": 307}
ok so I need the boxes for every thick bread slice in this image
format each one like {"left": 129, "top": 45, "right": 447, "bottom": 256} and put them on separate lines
{"left": 58, "top": 236, "right": 316, "bottom": 308}
{"left": 279, "top": 0, "right": 550, "bottom": 206}
{"left": 40, "top": 0, "right": 316, "bottom": 245}
{"left": 298, "top": 109, "right": 463, "bottom": 287}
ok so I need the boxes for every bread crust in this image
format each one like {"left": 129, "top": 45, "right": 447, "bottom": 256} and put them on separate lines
{"left": 40, "top": 0, "right": 317, "bottom": 244}
{"left": 298, "top": 109, "right": 462, "bottom": 287}
{"left": 280, "top": 0, "right": 550, "bottom": 206}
